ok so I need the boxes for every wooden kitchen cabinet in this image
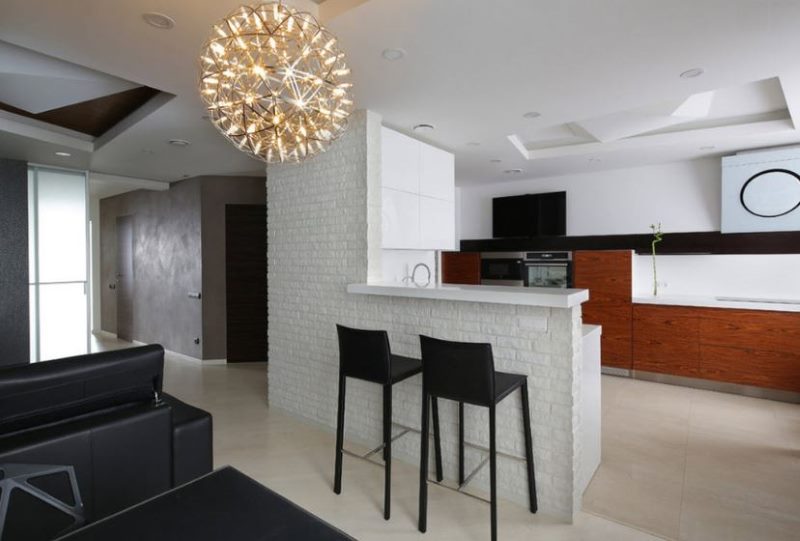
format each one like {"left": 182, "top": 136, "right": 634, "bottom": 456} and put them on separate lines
{"left": 633, "top": 304, "right": 700, "bottom": 377}
{"left": 441, "top": 252, "right": 481, "bottom": 285}
{"left": 574, "top": 250, "right": 633, "bottom": 369}
{"left": 632, "top": 304, "right": 800, "bottom": 393}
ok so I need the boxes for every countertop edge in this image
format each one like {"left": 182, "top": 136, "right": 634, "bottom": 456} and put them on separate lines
{"left": 347, "top": 283, "right": 589, "bottom": 308}
{"left": 633, "top": 295, "right": 800, "bottom": 313}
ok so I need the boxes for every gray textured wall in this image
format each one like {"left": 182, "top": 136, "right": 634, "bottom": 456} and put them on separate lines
{"left": 200, "top": 176, "right": 266, "bottom": 360}
{"left": 100, "top": 179, "right": 203, "bottom": 358}
{"left": 0, "top": 159, "right": 29, "bottom": 365}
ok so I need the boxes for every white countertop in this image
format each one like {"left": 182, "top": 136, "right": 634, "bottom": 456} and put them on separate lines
{"left": 633, "top": 294, "right": 800, "bottom": 313}
{"left": 347, "top": 282, "right": 589, "bottom": 308}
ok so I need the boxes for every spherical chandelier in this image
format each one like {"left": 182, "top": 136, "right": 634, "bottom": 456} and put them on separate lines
{"left": 199, "top": 2, "right": 354, "bottom": 163}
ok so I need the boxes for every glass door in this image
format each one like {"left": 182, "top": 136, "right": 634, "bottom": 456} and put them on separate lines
{"left": 28, "top": 166, "right": 90, "bottom": 361}
{"left": 525, "top": 263, "right": 569, "bottom": 288}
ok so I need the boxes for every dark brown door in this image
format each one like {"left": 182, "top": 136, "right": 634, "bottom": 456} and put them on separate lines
{"left": 116, "top": 215, "right": 134, "bottom": 342}
{"left": 225, "top": 204, "right": 267, "bottom": 362}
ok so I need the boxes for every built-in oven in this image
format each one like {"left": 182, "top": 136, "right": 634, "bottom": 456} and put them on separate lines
{"left": 480, "top": 252, "right": 525, "bottom": 286}
{"left": 523, "top": 251, "right": 572, "bottom": 288}
{"left": 481, "top": 251, "right": 572, "bottom": 288}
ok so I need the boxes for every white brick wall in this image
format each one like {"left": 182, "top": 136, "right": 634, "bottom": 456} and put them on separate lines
{"left": 267, "top": 110, "right": 583, "bottom": 520}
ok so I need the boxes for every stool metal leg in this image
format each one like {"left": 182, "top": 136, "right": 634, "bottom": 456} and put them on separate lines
{"left": 431, "top": 397, "right": 443, "bottom": 483}
{"left": 458, "top": 401, "right": 465, "bottom": 485}
{"left": 383, "top": 384, "right": 392, "bottom": 520}
{"left": 520, "top": 382, "right": 538, "bottom": 513}
{"left": 418, "top": 391, "right": 430, "bottom": 533}
{"left": 334, "top": 374, "right": 346, "bottom": 494}
{"left": 489, "top": 404, "right": 497, "bottom": 541}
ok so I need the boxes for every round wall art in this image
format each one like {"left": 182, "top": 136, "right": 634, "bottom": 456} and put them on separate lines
{"left": 739, "top": 168, "right": 800, "bottom": 218}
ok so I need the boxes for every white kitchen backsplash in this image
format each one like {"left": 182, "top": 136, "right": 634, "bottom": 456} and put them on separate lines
{"left": 380, "top": 249, "right": 436, "bottom": 283}
{"left": 633, "top": 254, "right": 800, "bottom": 299}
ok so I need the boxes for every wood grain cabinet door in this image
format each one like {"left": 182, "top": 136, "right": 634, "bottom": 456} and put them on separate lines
{"left": 441, "top": 252, "right": 481, "bottom": 285}
{"left": 574, "top": 250, "right": 634, "bottom": 369}
{"left": 697, "top": 308, "right": 800, "bottom": 392}
{"left": 633, "top": 304, "right": 700, "bottom": 377}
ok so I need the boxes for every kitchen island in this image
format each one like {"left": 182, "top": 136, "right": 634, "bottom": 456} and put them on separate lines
{"left": 344, "top": 282, "right": 599, "bottom": 522}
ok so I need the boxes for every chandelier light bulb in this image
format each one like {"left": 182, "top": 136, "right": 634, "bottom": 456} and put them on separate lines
{"left": 199, "top": 2, "right": 355, "bottom": 163}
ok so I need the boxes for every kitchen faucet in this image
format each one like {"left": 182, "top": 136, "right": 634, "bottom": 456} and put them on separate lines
{"left": 403, "top": 262, "right": 431, "bottom": 287}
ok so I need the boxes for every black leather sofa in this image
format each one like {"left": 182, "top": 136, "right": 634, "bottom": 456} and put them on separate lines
{"left": 0, "top": 345, "right": 213, "bottom": 540}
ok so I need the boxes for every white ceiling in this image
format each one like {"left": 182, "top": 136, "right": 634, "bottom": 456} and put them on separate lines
{"left": 1, "top": 0, "right": 800, "bottom": 187}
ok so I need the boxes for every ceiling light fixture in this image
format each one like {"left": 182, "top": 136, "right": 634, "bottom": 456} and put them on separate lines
{"left": 142, "top": 12, "right": 176, "bottom": 29}
{"left": 467, "top": 142, "right": 480, "bottom": 147}
{"left": 503, "top": 169, "right": 523, "bottom": 174}
{"left": 680, "top": 67, "right": 705, "bottom": 79}
{"left": 413, "top": 123, "right": 435, "bottom": 132}
{"left": 699, "top": 145, "right": 716, "bottom": 150}
{"left": 168, "top": 139, "right": 191, "bottom": 146}
{"left": 490, "top": 159, "right": 502, "bottom": 163}
{"left": 587, "top": 157, "right": 601, "bottom": 163}
{"left": 54, "top": 151, "right": 71, "bottom": 157}
{"left": 522, "top": 111, "right": 541, "bottom": 119}
{"left": 199, "top": 3, "right": 354, "bottom": 163}
{"left": 381, "top": 48, "right": 406, "bottom": 61}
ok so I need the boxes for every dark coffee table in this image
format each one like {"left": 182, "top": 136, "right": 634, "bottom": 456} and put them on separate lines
{"left": 56, "top": 466, "right": 356, "bottom": 540}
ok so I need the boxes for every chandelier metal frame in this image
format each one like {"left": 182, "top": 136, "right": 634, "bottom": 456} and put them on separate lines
{"left": 199, "top": 2, "right": 354, "bottom": 163}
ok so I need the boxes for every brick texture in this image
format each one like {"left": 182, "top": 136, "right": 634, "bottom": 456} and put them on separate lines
{"left": 267, "top": 110, "right": 583, "bottom": 520}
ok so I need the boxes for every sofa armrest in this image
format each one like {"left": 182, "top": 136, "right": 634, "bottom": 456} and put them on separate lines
{"left": 160, "top": 393, "right": 213, "bottom": 486}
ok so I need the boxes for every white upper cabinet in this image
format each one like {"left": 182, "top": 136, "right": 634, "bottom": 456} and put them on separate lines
{"left": 381, "top": 127, "right": 420, "bottom": 193}
{"left": 382, "top": 188, "right": 420, "bottom": 249}
{"left": 419, "top": 197, "right": 456, "bottom": 250}
{"left": 419, "top": 144, "right": 455, "bottom": 201}
{"left": 381, "top": 126, "right": 455, "bottom": 250}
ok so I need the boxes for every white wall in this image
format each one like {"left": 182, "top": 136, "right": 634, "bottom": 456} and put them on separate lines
{"left": 634, "top": 254, "right": 800, "bottom": 299}
{"left": 381, "top": 249, "right": 436, "bottom": 284}
{"left": 458, "top": 158, "right": 721, "bottom": 240}
{"left": 459, "top": 157, "right": 800, "bottom": 300}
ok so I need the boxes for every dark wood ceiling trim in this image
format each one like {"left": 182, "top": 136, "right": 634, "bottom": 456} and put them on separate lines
{"left": 0, "top": 86, "right": 160, "bottom": 137}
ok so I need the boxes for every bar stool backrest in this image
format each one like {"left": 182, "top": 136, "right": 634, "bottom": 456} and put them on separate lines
{"left": 336, "top": 325, "right": 392, "bottom": 384}
{"left": 419, "top": 335, "right": 496, "bottom": 407}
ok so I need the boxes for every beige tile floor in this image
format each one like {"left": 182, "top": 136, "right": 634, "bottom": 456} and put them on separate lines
{"left": 584, "top": 375, "right": 800, "bottom": 541}
{"left": 93, "top": 336, "right": 800, "bottom": 541}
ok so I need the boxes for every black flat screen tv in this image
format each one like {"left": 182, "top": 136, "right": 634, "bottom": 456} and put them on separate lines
{"left": 492, "top": 191, "right": 566, "bottom": 238}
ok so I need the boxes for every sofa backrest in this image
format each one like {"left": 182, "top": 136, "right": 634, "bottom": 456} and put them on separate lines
{"left": 0, "top": 345, "right": 164, "bottom": 435}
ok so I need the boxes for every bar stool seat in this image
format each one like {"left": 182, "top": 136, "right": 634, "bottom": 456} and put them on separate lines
{"left": 494, "top": 372, "right": 526, "bottom": 402}
{"left": 390, "top": 354, "right": 423, "bottom": 382}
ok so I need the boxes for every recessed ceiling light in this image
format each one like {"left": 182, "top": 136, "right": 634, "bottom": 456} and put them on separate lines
{"left": 143, "top": 12, "right": 175, "bottom": 29}
{"left": 699, "top": 145, "right": 716, "bottom": 150}
{"left": 381, "top": 48, "right": 406, "bottom": 61}
{"left": 168, "top": 139, "right": 191, "bottom": 146}
{"left": 490, "top": 159, "right": 502, "bottom": 163}
{"left": 503, "top": 169, "right": 523, "bottom": 174}
{"left": 412, "top": 123, "right": 434, "bottom": 132}
{"left": 522, "top": 111, "right": 541, "bottom": 119}
{"left": 54, "top": 151, "right": 71, "bottom": 157}
{"left": 466, "top": 142, "right": 480, "bottom": 147}
{"left": 680, "top": 67, "right": 705, "bottom": 79}
{"left": 587, "top": 157, "right": 602, "bottom": 163}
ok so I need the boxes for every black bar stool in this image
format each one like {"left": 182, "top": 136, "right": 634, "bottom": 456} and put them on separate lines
{"left": 418, "top": 335, "right": 537, "bottom": 541}
{"left": 334, "top": 325, "right": 442, "bottom": 520}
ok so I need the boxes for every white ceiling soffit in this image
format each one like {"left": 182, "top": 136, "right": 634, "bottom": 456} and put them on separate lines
{"left": 0, "top": 41, "right": 138, "bottom": 113}
{"left": 89, "top": 171, "right": 170, "bottom": 199}
{"left": 510, "top": 77, "right": 792, "bottom": 161}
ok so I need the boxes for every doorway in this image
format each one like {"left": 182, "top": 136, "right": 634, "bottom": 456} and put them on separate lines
{"left": 115, "top": 215, "right": 134, "bottom": 342}
{"left": 225, "top": 204, "right": 267, "bottom": 362}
